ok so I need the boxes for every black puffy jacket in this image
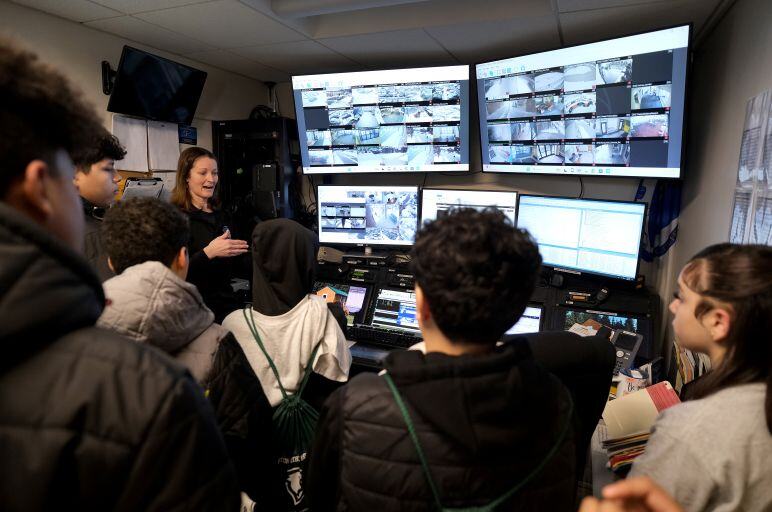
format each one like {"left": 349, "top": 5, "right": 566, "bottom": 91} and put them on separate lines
{"left": 0, "top": 202, "right": 240, "bottom": 511}
{"left": 307, "top": 340, "right": 577, "bottom": 511}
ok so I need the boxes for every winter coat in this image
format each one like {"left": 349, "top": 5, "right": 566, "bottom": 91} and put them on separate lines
{"left": 98, "top": 260, "right": 230, "bottom": 384}
{"left": 0, "top": 202, "right": 239, "bottom": 511}
{"left": 307, "top": 339, "right": 577, "bottom": 511}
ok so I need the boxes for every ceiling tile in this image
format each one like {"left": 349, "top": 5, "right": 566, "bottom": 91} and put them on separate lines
{"left": 425, "top": 15, "right": 560, "bottom": 64}
{"left": 185, "top": 49, "right": 290, "bottom": 81}
{"left": 233, "top": 40, "right": 360, "bottom": 75}
{"left": 85, "top": 15, "right": 214, "bottom": 54}
{"left": 558, "top": 0, "right": 670, "bottom": 13}
{"left": 91, "top": 0, "right": 214, "bottom": 15}
{"left": 318, "top": 29, "right": 458, "bottom": 68}
{"left": 135, "top": 0, "right": 306, "bottom": 48}
{"left": 560, "top": 0, "right": 721, "bottom": 45}
{"left": 11, "top": 0, "right": 122, "bottom": 22}
{"left": 309, "top": 0, "right": 550, "bottom": 39}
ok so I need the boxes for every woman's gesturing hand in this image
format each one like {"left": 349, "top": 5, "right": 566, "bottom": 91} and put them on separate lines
{"left": 203, "top": 230, "right": 249, "bottom": 259}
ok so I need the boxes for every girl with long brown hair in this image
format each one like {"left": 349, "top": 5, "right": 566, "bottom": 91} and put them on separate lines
{"left": 630, "top": 243, "right": 772, "bottom": 511}
{"left": 171, "top": 147, "right": 249, "bottom": 321}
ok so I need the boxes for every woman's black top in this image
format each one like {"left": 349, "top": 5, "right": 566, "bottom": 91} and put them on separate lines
{"left": 184, "top": 207, "right": 244, "bottom": 322}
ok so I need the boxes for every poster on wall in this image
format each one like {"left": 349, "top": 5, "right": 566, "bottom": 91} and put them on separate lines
{"left": 729, "top": 89, "right": 772, "bottom": 245}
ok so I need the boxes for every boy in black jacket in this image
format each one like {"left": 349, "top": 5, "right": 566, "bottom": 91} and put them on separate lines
{"left": 308, "top": 208, "right": 577, "bottom": 511}
{"left": 71, "top": 133, "right": 126, "bottom": 281}
{"left": 0, "top": 39, "right": 238, "bottom": 511}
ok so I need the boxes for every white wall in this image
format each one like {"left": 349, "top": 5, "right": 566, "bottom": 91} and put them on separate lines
{"left": 659, "top": 0, "right": 772, "bottom": 300}
{"left": 652, "top": 0, "right": 772, "bottom": 369}
{"left": 0, "top": 1, "right": 270, "bottom": 150}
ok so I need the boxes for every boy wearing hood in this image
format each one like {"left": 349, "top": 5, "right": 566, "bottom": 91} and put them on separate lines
{"left": 206, "top": 218, "right": 351, "bottom": 510}
{"left": 307, "top": 208, "right": 577, "bottom": 511}
{"left": 98, "top": 197, "right": 229, "bottom": 384}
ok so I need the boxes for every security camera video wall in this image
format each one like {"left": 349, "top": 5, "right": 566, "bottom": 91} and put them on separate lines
{"left": 317, "top": 186, "right": 419, "bottom": 246}
{"left": 293, "top": 66, "right": 470, "bottom": 173}
{"left": 476, "top": 25, "right": 690, "bottom": 178}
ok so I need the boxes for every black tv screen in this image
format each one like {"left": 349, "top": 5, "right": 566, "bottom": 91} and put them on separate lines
{"left": 107, "top": 46, "right": 207, "bottom": 125}
{"left": 476, "top": 25, "right": 690, "bottom": 179}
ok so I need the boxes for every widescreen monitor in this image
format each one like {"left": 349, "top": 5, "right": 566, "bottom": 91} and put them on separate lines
{"left": 420, "top": 188, "right": 518, "bottom": 224}
{"left": 476, "top": 25, "right": 690, "bottom": 178}
{"left": 317, "top": 186, "right": 419, "bottom": 246}
{"left": 107, "top": 46, "right": 207, "bottom": 125}
{"left": 517, "top": 195, "right": 646, "bottom": 281}
{"left": 369, "top": 287, "right": 420, "bottom": 334}
{"left": 292, "top": 65, "right": 470, "bottom": 173}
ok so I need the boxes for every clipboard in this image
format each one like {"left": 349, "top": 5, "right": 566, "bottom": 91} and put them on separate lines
{"left": 122, "top": 177, "right": 164, "bottom": 200}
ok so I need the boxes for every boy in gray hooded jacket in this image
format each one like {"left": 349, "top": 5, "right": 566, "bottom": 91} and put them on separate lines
{"left": 98, "top": 197, "right": 230, "bottom": 384}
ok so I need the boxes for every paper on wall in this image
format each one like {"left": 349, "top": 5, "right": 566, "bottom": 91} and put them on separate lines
{"left": 147, "top": 120, "right": 180, "bottom": 171}
{"left": 111, "top": 114, "right": 148, "bottom": 173}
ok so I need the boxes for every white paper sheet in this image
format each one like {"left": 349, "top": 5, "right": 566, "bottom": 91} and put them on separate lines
{"left": 111, "top": 114, "right": 148, "bottom": 173}
{"left": 147, "top": 120, "right": 180, "bottom": 171}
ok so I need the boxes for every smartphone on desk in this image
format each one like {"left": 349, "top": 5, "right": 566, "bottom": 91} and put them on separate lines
{"left": 611, "top": 330, "right": 643, "bottom": 374}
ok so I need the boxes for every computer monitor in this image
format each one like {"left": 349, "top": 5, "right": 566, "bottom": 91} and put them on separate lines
{"left": 420, "top": 188, "right": 518, "bottom": 225}
{"left": 369, "top": 287, "right": 420, "bottom": 334}
{"left": 505, "top": 305, "right": 543, "bottom": 335}
{"left": 476, "top": 25, "right": 690, "bottom": 178}
{"left": 292, "top": 65, "right": 470, "bottom": 174}
{"left": 317, "top": 185, "right": 419, "bottom": 246}
{"left": 312, "top": 281, "right": 370, "bottom": 326}
{"left": 517, "top": 195, "right": 646, "bottom": 281}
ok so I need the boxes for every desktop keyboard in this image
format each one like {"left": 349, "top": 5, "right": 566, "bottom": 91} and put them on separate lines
{"left": 348, "top": 324, "right": 422, "bottom": 349}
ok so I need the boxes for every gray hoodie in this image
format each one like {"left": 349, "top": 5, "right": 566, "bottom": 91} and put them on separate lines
{"left": 98, "top": 261, "right": 229, "bottom": 383}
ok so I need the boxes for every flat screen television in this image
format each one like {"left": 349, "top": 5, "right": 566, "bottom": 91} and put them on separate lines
{"left": 420, "top": 188, "right": 518, "bottom": 225}
{"left": 292, "top": 65, "right": 470, "bottom": 173}
{"left": 317, "top": 185, "right": 419, "bottom": 246}
{"left": 107, "top": 46, "right": 207, "bottom": 125}
{"left": 516, "top": 195, "right": 646, "bottom": 281}
{"left": 476, "top": 25, "right": 690, "bottom": 178}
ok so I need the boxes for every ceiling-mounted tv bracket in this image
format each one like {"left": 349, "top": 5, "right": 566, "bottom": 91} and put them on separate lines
{"left": 101, "top": 60, "right": 117, "bottom": 95}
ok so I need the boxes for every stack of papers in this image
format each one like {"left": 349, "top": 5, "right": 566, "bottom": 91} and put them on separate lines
{"left": 601, "top": 381, "right": 681, "bottom": 474}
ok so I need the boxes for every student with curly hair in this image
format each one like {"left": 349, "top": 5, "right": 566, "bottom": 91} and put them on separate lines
{"left": 307, "top": 208, "right": 576, "bottom": 511}
{"left": 98, "top": 197, "right": 232, "bottom": 384}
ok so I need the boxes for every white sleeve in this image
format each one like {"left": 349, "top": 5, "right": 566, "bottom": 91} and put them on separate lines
{"left": 312, "top": 309, "right": 352, "bottom": 382}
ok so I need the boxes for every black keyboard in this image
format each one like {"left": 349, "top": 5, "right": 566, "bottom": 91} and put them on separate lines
{"left": 348, "top": 324, "right": 422, "bottom": 349}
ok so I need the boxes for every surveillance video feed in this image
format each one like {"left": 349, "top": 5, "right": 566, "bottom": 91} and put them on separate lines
{"left": 318, "top": 186, "right": 419, "bottom": 246}
{"left": 293, "top": 65, "right": 470, "bottom": 173}
{"left": 313, "top": 281, "right": 369, "bottom": 326}
{"left": 476, "top": 25, "right": 689, "bottom": 178}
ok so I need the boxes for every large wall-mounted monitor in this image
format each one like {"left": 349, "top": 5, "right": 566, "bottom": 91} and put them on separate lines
{"left": 517, "top": 195, "right": 646, "bottom": 281}
{"left": 476, "top": 25, "right": 690, "bottom": 178}
{"left": 107, "top": 46, "right": 207, "bottom": 125}
{"left": 292, "top": 65, "right": 470, "bottom": 174}
{"left": 420, "top": 188, "right": 518, "bottom": 225}
{"left": 317, "top": 185, "right": 419, "bottom": 246}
